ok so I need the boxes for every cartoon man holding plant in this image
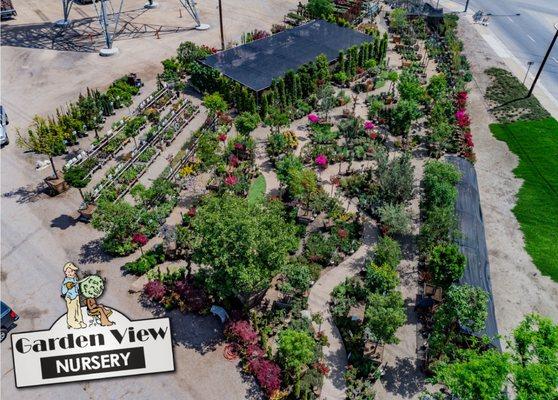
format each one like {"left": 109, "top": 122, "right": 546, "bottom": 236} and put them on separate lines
{"left": 61, "top": 262, "right": 87, "bottom": 329}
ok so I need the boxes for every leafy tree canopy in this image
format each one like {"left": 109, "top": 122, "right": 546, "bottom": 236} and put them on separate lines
{"left": 190, "top": 194, "right": 298, "bottom": 302}
{"left": 278, "top": 329, "right": 317, "bottom": 374}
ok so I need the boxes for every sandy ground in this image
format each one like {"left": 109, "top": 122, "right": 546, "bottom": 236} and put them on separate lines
{"left": 457, "top": 18, "right": 558, "bottom": 339}
{"left": 0, "top": 1, "right": 298, "bottom": 399}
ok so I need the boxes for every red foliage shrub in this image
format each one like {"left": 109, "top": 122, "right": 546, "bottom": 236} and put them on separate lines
{"left": 313, "top": 361, "right": 330, "bottom": 376}
{"left": 246, "top": 344, "right": 266, "bottom": 359}
{"left": 144, "top": 280, "right": 166, "bottom": 301}
{"left": 248, "top": 358, "right": 282, "bottom": 396}
{"left": 225, "top": 320, "right": 259, "bottom": 346}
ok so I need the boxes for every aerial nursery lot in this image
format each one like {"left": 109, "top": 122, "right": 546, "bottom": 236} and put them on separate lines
{"left": 490, "top": 118, "right": 558, "bottom": 281}
{"left": 1, "top": 0, "right": 558, "bottom": 400}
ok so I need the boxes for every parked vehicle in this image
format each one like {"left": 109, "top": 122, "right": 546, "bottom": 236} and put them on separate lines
{"left": 0, "top": 106, "right": 9, "bottom": 146}
{"left": 0, "top": 0, "right": 17, "bottom": 20}
{"left": 1, "top": 301, "right": 19, "bottom": 342}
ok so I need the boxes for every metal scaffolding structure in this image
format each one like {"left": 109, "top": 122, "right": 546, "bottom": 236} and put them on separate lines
{"left": 57, "top": 0, "right": 209, "bottom": 55}
{"left": 55, "top": 0, "right": 74, "bottom": 26}
{"left": 92, "top": 0, "right": 124, "bottom": 55}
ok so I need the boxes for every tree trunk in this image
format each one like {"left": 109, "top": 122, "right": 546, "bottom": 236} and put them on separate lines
{"left": 50, "top": 157, "right": 58, "bottom": 178}
{"left": 78, "top": 188, "right": 85, "bottom": 201}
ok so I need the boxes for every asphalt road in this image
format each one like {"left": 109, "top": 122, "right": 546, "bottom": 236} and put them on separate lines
{"left": 442, "top": 0, "right": 558, "bottom": 103}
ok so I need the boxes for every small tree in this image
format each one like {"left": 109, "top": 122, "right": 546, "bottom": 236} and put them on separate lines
{"left": 317, "top": 84, "right": 336, "bottom": 121}
{"left": 203, "top": 92, "right": 228, "bottom": 117}
{"left": 17, "top": 116, "right": 66, "bottom": 178}
{"left": 429, "top": 243, "right": 467, "bottom": 288}
{"left": 509, "top": 313, "right": 558, "bottom": 399}
{"left": 265, "top": 106, "right": 289, "bottom": 134}
{"left": 391, "top": 99, "right": 422, "bottom": 138}
{"left": 365, "top": 262, "right": 399, "bottom": 294}
{"left": 373, "top": 236, "right": 402, "bottom": 269}
{"left": 306, "top": 0, "right": 334, "bottom": 19}
{"left": 434, "top": 349, "right": 511, "bottom": 400}
{"left": 234, "top": 111, "right": 260, "bottom": 136}
{"left": 389, "top": 8, "right": 408, "bottom": 33}
{"left": 64, "top": 165, "right": 91, "bottom": 201}
{"left": 364, "top": 291, "right": 406, "bottom": 345}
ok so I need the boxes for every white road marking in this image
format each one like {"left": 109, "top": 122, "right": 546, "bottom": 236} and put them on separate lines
{"left": 552, "top": 57, "right": 558, "bottom": 64}
{"left": 507, "top": 16, "right": 514, "bottom": 23}
{"left": 527, "top": 34, "right": 536, "bottom": 43}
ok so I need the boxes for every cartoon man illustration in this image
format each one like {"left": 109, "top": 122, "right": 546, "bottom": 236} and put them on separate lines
{"left": 80, "top": 275, "right": 115, "bottom": 327}
{"left": 61, "top": 262, "right": 87, "bottom": 329}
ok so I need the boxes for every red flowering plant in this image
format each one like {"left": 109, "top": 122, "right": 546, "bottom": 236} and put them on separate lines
{"left": 224, "top": 174, "right": 238, "bottom": 186}
{"left": 455, "top": 110, "right": 470, "bottom": 128}
{"left": 187, "top": 207, "right": 197, "bottom": 217}
{"left": 132, "top": 233, "right": 148, "bottom": 254}
{"left": 229, "top": 154, "right": 240, "bottom": 168}
{"left": 143, "top": 280, "right": 166, "bottom": 302}
{"left": 218, "top": 133, "right": 228, "bottom": 142}
{"left": 456, "top": 91, "right": 468, "bottom": 109}
{"left": 248, "top": 358, "right": 282, "bottom": 397}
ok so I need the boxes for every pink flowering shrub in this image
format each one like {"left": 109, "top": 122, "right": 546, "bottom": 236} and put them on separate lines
{"left": 248, "top": 358, "right": 282, "bottom": 396}
{"left": 224, "top": 174, "right": 238, "bottom": 186}
{"left": 364, "top": 120, "right": 375, "bottom": 130}
{"left": 455, "top": 110, "right": 471, "bottom": 128}
{"left": 144, "top": 280, "right": 166, "bottom": 301}
{"left": 315, "top": 154, "right": 328, "bottom": 168}
{"left": 308, "top": 113, "right": 319, "bottom": 124}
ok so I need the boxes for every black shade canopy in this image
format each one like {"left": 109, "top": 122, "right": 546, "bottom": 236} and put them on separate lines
{"left": 200, "top": 20, "right": 372, "bottom": 92}
{"left": 447, "top": 156, "right": 501, "bottom": 350}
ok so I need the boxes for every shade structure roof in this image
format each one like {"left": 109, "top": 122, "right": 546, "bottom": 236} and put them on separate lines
{"left": 447, "top": 156, "right": 501, "bottom": 350}
{"left": 200, "top": 20, "right": 373, "bottom": 92}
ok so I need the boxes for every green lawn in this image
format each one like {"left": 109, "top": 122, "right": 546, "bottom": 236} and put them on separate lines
{"left": 490, "top": 118, "right": 558, "bottom": 281}
{"left": 247, "top": 174, "right": 266, "bottom": 204}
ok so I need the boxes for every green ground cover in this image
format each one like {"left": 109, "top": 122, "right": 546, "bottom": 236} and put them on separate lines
{"left": 247, "top": 174, "right": 266, "bottom": 204}
{"left": 490, "top": 118, "right": 558, "bottom": 281}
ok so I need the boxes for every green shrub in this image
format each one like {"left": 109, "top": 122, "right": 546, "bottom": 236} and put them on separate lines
{"left": 429, "top": 243, "right": 467, "bottom": 288}
{"left": 378, "top": 203, "right": 411, "bottom": 236}
{"left": 373, "top": 236, "right": 402, "bottom": 269}
{"left": 419, "top": 205, "right": 458, "bottom": 253}
{"left": 234, "top": 111, "right": 260, "bottom": 135}
{"left": 124, "top": 245, "right": 166, "bottom": 275}
{"left": 365, "top": 262, "right": 399, "bottom": 294}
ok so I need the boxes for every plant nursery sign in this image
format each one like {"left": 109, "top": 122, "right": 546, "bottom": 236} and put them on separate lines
{"left": 11, "top": 263, "right": 174, "bottom": 388}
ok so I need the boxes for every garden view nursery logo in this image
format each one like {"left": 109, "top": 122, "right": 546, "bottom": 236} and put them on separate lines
{"left": 11, "top": 262, "right": 174, "bottom": 388}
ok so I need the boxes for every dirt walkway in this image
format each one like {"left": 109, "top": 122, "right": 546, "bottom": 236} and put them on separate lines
{"left": 307, "top": 219, "right": 378, "bottom": 400}
{"left": 458, "top": 19, "right": 558, "bottom": 337}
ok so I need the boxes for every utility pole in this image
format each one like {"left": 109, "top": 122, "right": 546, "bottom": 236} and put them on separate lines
{"left": 527, "top": 24, "right": 558, "bottom": 97}
{"left": 464, "top": 0, "right": 470, "bottom": 13}
{"left": 218, "top": 0, "right": 225, "bottom": 50}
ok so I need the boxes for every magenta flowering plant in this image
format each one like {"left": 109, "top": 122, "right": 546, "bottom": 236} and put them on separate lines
{"left": 364, "top": 120, "right": 375, "bottom": 130}
{"left": 132, "top": 233, "right": 148, "bottom": 246}
{"left": 308, "top": 113, "right": 319, "bottom": 124}
{"left": 224, "top": 174, "right": 238, "bottom": 186}
{"left": 455, "top": 110, "right": 471, "bottom": 128}
{"left": 315, "top": 154, "right": 328, "bottom": 167}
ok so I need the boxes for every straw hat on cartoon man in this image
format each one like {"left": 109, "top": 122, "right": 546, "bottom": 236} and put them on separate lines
{"left": 61, "top": 262, "right": 86, "bottom": 329}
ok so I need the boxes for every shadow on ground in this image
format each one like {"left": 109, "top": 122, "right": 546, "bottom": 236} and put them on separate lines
{"left": 382, "top": 356, "right": 424, "bottom": 398}
{"left": 79, "top": 238, "right": 113, "bottom": 264}
{"left": 2, "top": 182, "right": 48, "bottom": 204}
{"left": 1, "top": 8, "right": 194, "bottom": 53}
